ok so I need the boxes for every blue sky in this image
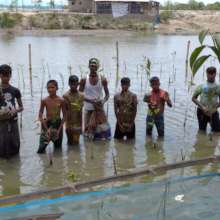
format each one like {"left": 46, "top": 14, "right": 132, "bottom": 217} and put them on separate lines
{"left": 0, "top": 0, "right": 218, "bottom": 6}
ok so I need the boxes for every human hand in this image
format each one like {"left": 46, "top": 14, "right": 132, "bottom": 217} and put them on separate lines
{"left": 202, "top": 106, "right": 209, "bottom": 114}
{"left": 8, "top": 108, "right": 17, "bottom": 117}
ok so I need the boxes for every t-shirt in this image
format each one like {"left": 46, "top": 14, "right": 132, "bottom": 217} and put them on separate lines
{"left": 193, "top": 82, "right": 220, "bottom": 113}
{"left": 1, "top": 85, "right": 21, "bottom": 120}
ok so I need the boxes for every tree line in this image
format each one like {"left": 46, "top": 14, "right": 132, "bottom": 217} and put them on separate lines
{"left": 161, "top": 0, "right": 220, "bottom": 10}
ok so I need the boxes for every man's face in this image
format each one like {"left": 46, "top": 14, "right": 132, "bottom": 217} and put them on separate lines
{"left": 151, "top": 80, "right": 160, "bottom": 91}
{"left": 47, "top": 83, "right": 57, "bottom": 96}
{"left": 121, "top": 83, "right": 130, "bottom": 92}
{"left": 69, "top": 81, "right": 78, "bottom": 91}
{"left": 89, "top": 62, "right": 98, "bottom": 73}
{"left": 0, "top": 74, "right": 11, "bottom": 84}
{"left": 207, "top": 72, "right": 216, "bottom": 82}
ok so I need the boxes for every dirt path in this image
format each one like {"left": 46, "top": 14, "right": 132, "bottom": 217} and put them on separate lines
{"left": 157, "top": 10, "right": 220, "bottom": 34}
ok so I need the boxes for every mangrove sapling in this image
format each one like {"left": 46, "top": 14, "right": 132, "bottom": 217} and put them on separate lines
{"left": 58, "top": 72, "right": 64, "bottom": 93}
{"left": 173, "top": 88, "right": 176, "bottom": 108}
{"left": 68, "top": 65, "right": 72, "bottom": 76}
{"left": 180, "top": 148, "right": 186, "bottom": 161}
{"left": 185, "top": 40, "right": 190, "bottom": 81}
{"left": 136, "top": 64, "right": 139, "bottom": 77}
{"left": 123, "top": 61, "right": 127, "bottom": 76}
{"left": 116, "top": 41, "right": 119, "bottom": 81}
{"left": 46, "top": 62, "right": 51, "bottom": 79}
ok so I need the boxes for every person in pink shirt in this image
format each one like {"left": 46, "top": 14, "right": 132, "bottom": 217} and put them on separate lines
{"left": 143, "top": 76, "right": 172, "bottom": 137}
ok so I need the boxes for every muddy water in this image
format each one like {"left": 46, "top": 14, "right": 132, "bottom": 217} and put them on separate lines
{"left": 0, "top": 32, "right": 220, "bottom": 196}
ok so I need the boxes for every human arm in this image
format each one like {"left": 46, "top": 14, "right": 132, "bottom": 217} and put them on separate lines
{"left": 143, "top": 93, "right": 150, "bottom": 103}
{"left": 15, "top": 97, "right": 23, "bottom": 113}
{"left": 114, "top": 94, "right": 124, "bottom": 131}
{"left": 79, "top": 78, "right": 86, "bottom": 92}
{"left": 38, "top": 99, "right": 48, "bottom": 130}
{"left": 192, "top": 86, "right": 207, "bottom": 112}
{"left": 102, "top": 77, "right": 109, "bottom": 104}
{"left": 130, "top": 94, "right": 138, "bottom": 125}
{"left": 10, "top": 89, "right": 23, "bottom": 116}
{"left": 164, "top": 92, "right": 172, "bottom": 108}
{"left": 57, "top": 99, "right": 66, "bottom": 135}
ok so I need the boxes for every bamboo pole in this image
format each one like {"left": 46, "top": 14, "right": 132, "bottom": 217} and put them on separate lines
{"left": 28, "top": 44, "right": 33, "bottom": 97}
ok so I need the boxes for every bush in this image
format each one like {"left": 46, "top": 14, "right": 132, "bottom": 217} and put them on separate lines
{"left": 160, "top": 10, "right": 174, "bottom": 22}
{"left": 0, "top": 12, "right": 23, "bottom": 28}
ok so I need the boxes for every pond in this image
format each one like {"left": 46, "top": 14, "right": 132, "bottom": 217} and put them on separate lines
{"left": 0, "top": 31, "right": 220, "bottom": 196}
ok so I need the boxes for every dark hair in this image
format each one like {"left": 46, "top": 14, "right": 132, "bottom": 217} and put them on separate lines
{"left": 0, "top": 64, "right": 12, "bottom": 76}
{"left": 207, "top": 66, "right": 216, "bottom": 74}
{"left": 121, "top": 77, "right": 130, "bottom": 85}
{"left": 150, "top": 76, "right": 160, "bottom": 83}
{"left": 69, "top": 75, "right": 79, "bottom": 84}
{"left": 47, "top": 80, "right": 58, "bottom": 89}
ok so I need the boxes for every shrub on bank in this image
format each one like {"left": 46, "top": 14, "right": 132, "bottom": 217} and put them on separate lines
{"left": 160, "top": 10, "right": 174, "bottom": 22}
{"left": 0, "top": 12, "right": 23, "bottom": 28}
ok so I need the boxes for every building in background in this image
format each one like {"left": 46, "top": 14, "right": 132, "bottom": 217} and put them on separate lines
{"left": 94, "top": 0, "right": 159, "bottom": 18}
{"left": 68, "top": 0, "right": 159, "bottom": 20}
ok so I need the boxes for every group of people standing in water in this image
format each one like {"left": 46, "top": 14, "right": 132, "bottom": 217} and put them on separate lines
{"left": 0, "top": 58, "right": 219, "bottom": 159}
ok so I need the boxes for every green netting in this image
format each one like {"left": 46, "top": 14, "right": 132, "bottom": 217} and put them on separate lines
{"left": 1, "top": 172, "right": 220, "bottom": 220}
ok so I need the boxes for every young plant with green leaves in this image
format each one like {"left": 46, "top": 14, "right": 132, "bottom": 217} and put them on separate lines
{"left": 190, "top": 30, "right": 220, "bottom": 78}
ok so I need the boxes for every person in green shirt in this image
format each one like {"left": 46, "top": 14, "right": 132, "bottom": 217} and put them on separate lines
{"left": 192, "top": 66, "right": 220, "bottom": 132}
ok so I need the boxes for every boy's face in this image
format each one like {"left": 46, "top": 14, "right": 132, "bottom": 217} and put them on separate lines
{"left": 47, "top": 83, "right": 57, "bottom": 96}
{"left": 151, "top": 80, "right": 160, "bottom": 91}
{"left": 121, "top": 83, "right": 130, "bottom": 92}
{"left": 0, "top": 74, "right": 11, "bottom": 84}
{"left": 207, "top": 71, "right": 216, "bottom": 82}
{"left": 69, "top": 81, "right": 78, "bottom": 91}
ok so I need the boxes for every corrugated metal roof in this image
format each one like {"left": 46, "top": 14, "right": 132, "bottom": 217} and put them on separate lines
{"left": 94, "top": 0, "right": 158, "bottom": 3}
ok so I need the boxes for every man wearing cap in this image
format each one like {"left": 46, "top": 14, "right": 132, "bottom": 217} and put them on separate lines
{"left": 144, "top": 76, "right": 172, "bottom": 137}
{"left": 79, "top": 58, "right": 110, "bottom": 139}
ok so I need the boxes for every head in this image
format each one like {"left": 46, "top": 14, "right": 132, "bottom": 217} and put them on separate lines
{"left": 0, "top": 64, "right": 12, "bottom": 85}
{"left": 47, "top": 80, "right": 58, "bottom": 96}
{"left": 89, "top": 58, "right": 100, "bottom": 75}
{"left": 150, "top": 76, "right": 160, "bottom": 91}
{"left": 121, "top": 77, "right": 130, "bottom": 92}
{"left": 69, "top": 75, "right": 79, "bottom": 92}
{"left": 206, "top": 66, "right": 216, "bottom": 83}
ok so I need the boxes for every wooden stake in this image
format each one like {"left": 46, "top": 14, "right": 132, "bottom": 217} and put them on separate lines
{"left": 28, "top": 44, "right": 33, "bottom": 97}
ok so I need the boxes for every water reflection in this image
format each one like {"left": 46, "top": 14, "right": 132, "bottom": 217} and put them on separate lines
{"left": 0, "top": 157, "right": 21, "bottom": 196}
{"left": 191, "top": 132, "right": 219, "bottom": 175}
{"left": 145, "top": 138, "right": 165, "bottom": 166}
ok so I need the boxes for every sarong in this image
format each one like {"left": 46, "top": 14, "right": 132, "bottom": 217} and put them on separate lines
{"left": 37, "top": 118, "right": 63, "bottom": 154}
{"left": 0, "top": 120, "right": 20, "bottom": 158}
